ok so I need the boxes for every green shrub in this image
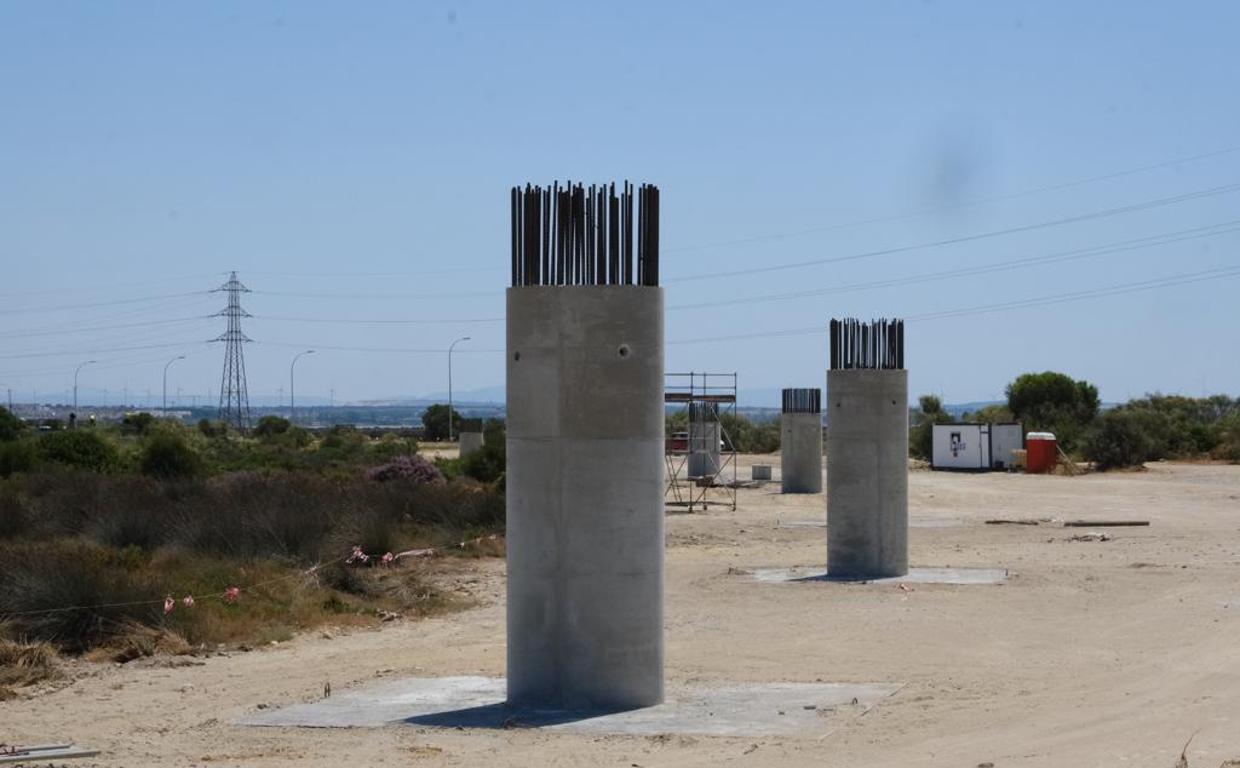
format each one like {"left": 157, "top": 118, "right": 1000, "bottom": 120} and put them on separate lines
{"left": 0, "top": 440, "right": 38, "bottom": 477}
{"left": 421, "top": 404, "right": 463, "bottom": 442}
{"left": 0, "top": 407, "right": 24, "bottom": 441}
{"left": 253, "top": 415, "right": 292, "bottom": 439}
{"left": 1006, "top": 371, "right": 1100, "bottom": 451}
{"left": 119, "top": 412, "right": 156, "bottom": 436}
{"left": 1083, "top": 409, "right": 1157, "bottom": 470}
{"left": 719, "top": 413, "right": 781, "bottom": 454}
{"left": 963, "top": 403, "right": 1015, "bottom": 423}
{"left": 369, "top": 431, "right": 418, "bottom": 460}
{"left": 910, "top": 394, "right": 953, "bottom": 459}
{"left": 197, "top": 419, "right": 228, "bottom": 438}
{"left": 460, "top": 420, "right": 506, "bottom": 483}
{"left": 1213, "top": 412, "right": 1240, "bottom": 462}
{"left": 0, "top": 480, "right": 31, "bottom": 538}
{"left": 251, "top": 416, "right": 311, "bottom": 449}
{"left": 39, "top": 430, "right": 119, "bottom": 472}
{"left": 321, "top": 425, "right": 366, "bottom": 451}
{"left": 0, "top": 540, "right": 162, "bottom": 652}
{"left": 140, "top": 433, "right": 204, "bottom": 480}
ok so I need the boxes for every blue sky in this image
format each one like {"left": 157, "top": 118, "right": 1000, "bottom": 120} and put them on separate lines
{"left": 3, "top": 1, "right": 1238, "bottom": 407}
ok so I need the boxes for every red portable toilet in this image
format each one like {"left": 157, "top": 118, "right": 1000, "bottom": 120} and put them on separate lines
{"left": 1026, "top": 431, "right": 1058, "bottom": 474}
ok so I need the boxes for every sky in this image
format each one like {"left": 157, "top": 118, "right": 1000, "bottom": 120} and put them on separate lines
{"left": 2, "top": 1, "right": 1238, "bottom": 408}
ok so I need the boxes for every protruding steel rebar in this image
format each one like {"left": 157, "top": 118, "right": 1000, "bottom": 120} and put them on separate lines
{"left": 829, "top": 318, "right": 905, "bottom": 370}
{"left": 782, "top": 387, "right": 822, "bottom": 414}
{"left": 512, "top": 182, "right": 659, "bottom": 287}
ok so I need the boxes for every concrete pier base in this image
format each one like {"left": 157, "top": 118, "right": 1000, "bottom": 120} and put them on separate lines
{"left": 826, "top": 369, "right": 909, "bottom": 579}
{"left": 239, "top": 676, "right": 903, "bottom": 737}
{"left": 687, "top": 403, "right": 721, "bottom": 478}
{"left": 458, "top": 431, "right": 484, "bottom": 458}
{"left": 781, "top": 412, "right": 823, "bottom": 493}
{"left": 505, "top": 285, "right": 664, "bottom": 710}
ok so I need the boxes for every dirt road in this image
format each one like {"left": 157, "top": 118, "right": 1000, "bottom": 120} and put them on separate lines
{"left": 5, "top": 461, "right": 1239, "bottom": 767}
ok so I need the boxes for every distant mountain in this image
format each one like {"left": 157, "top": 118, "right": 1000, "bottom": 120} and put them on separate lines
{"left": 351, "top": 383, "right": 1009, "bottom": 417}
{"left": 418, "top": 385, "right": 507, "bottom": 404}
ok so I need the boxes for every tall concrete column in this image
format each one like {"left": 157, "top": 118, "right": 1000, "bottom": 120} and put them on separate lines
{"left": 826, "top": 319, "right": 908, "bottom": 579}
{"left": 506, "top": 182, "right": 664, "bottom": 711}
{"left": 781, "top": 388, "right": 822, "bottom": 494}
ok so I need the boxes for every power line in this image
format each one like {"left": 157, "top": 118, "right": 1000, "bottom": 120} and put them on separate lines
{"left": 663, "top": 142, "right": 1240, "bottom": 254}
{"left": 214, "top": 219, "right": 1240, "bottom": 323}
{"left": 0, "top": 290, "right": 211, "bottom": 316}
{"left": 6, "top": 294, "right": 217, "bottom": 335}
{"left": 252, "top": 314, "right": 503, "bottom": 326}
{"left": 258, "top": 340, "right": 503, "bottom": 354}
{"left": 251, "top": 288, "right": 499, "bottom": 301}
{"left": 663, "top": 181, "right": 1240, "bottom": 282}
{"left": 906, "top": 264, "right": 1240, "bottom": 322}
{"left": 0, "top": 272, "right": 224, "bottom": 300}
{"left": 667, "top": 218, "right": 1240, "bottom": 311}
{"left": 666, "top": 263, "right": 1240, "bottom": 345}
{"left": 0, "top": 315, "right": 213, "bottom": 340}
{"left": 245, "top": 266, "right": 491, "bottom": 278}
{"left": 0, "top": 340, "right": 212, "bottom": 361}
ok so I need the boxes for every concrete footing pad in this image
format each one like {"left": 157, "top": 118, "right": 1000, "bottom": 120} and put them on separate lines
{"left": 238, "top": 676, "right": 903, "bottom": 737}
{"left": 751, "top": 566, "right": 1009, "bottom": 585}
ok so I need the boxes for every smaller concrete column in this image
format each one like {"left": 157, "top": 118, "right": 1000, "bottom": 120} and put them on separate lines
{"left": 780, "top": 388, "right": 822, "bottom": 494}
{"left": 458, "top": 431, "right": 485, "bottom": 458}
{"left": 826, "top": 318, "right": 909, "bottom": 580}
{"left": 687, "top": 401, "right": 721, "bottom": 478}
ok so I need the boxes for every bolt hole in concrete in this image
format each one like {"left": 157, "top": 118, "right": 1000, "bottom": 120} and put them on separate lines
{"left": 513, "top": 351, "right": 521, "bottom": 361}
{"left": 618, "top": 343, "right": 630, "bottom": 358}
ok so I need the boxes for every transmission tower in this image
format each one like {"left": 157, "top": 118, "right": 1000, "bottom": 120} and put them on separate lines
{"left": 212, "top": 271, "right": 253, "bottom": 430}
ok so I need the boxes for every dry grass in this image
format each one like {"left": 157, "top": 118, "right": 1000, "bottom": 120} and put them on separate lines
{"left": 0, "top": 636, "right": 61, "bottom": 698}
{"left": 84, "top": 621, "right": 192, "bottom": 663}
{"left": 0, "top": 541, "right": 468, "bottom": 656}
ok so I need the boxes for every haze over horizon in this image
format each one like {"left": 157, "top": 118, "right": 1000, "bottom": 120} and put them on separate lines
{"left": 4, "top": 2, "right": 1239, "bottom": 409}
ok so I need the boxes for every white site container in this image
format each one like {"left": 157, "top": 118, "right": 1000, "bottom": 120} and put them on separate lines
{"left": 931, "top": 422, "right": 1024, "bottom": 470}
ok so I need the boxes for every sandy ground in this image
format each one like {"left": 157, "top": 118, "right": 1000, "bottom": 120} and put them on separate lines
{"left": 5, "top": 458, "right": 1240, "bottom": 767}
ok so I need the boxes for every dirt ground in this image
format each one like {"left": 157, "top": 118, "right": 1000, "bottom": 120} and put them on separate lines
{"left": 5, "top": 459, "right": 1239, "bottom": 767}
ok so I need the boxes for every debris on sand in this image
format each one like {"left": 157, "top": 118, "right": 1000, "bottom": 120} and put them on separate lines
{"left": 1068, "top": 533, "right": 1112, "bottom": 542}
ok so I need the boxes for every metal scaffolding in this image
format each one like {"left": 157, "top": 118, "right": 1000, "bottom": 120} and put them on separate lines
{"left": 664, "top": 372, "right": 738, "bottom": 512}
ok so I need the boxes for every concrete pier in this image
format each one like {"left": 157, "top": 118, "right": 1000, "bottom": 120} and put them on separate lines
{"left": 826, "top": 368, "right": 909, "bottom": 579}
{"left": 687, "top": 402, "right": 721, "bottom": 478}
{"left": 506, "top": 285, "right": 665, "bottom": 710}
{"left": 780, "top": 388, "right": 822, "bottom": 494}
{"left": 458, "top": 431, "right": 485, "bottom": 458}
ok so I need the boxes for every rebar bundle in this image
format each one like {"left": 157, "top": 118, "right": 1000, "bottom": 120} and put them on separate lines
{"left": 782, "top": 388, "right": 822, "bottom": 414}
{"left": 511, "top": 181, "right": 659, "bottom": 287}
{"left": 829, "top": 318, "right": 904, "bottom": 371}
{"left": 689, "top": 401, "right": 718, "bottom": 422}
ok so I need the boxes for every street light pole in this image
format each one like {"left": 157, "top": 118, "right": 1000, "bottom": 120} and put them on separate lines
{"left": 73, "top": 360, "right": 97, "bottom": 413}
{"left": 447, "top": 336, "right": 471, "bottom": 442}
{"left": 290, "top": 350, "right": 314, "bottom": 425}
{"left": 162, "top": 355, "right": 186, "bottom": 417}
